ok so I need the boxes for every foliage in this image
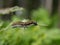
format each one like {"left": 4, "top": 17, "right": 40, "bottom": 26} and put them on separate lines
{"left": 0, "top": 7, "right": 60, "bottom": 45}
{"left": 31, "top": 8, "right": 51, "bottom": 26}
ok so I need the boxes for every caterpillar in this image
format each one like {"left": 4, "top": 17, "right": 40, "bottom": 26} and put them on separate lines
{"left": 12, "top": 20, "right": 37, "bottom": 28}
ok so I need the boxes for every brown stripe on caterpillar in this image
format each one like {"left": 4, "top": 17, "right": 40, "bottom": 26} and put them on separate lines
{"left": 12, "top": 20, "right": 38, "bottom": 28}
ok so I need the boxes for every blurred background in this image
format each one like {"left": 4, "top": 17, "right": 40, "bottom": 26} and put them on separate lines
{"left": 0, "top": 0, "right": 60, "bottom": 26}
{"left": 0, "top": 0, "right": 60, "bottom": 45}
